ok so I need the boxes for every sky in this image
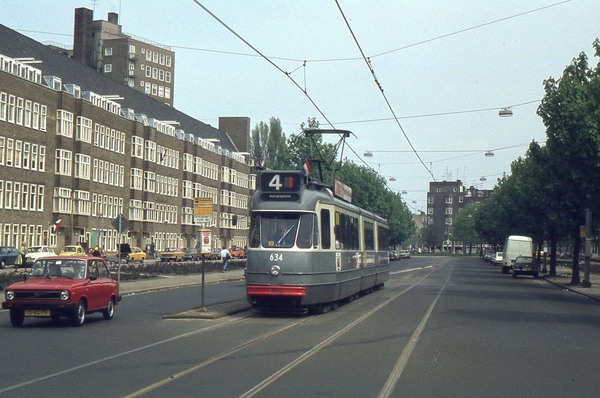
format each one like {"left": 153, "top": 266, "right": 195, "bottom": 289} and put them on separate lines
{"left": 1, "top": 0, "right": 599, "bottom": 213}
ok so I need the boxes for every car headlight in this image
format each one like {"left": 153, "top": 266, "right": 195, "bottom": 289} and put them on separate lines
{"left": 270, "top": 265, "right": 281, "bottom": 276}
{"left": 60, "top": 290, "right": 70, "bottom": 301}
{"left": 6, "top": 290, "right": 14, "bottom": 300}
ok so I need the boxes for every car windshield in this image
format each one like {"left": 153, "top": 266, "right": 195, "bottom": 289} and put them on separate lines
{"left": 255, "top": 213, "right": 301, "bottom": 248}
{"left": 29, "top": 259, "right": 87, "bottom": 279}
{"left": 515, "top": 256, "right": 533, "bottom": 264}
{"left": 28, "top": 247, "right": 43, "bottom": 253}
{"left": 62, "top": 246, "right": 77, "bottom": 252}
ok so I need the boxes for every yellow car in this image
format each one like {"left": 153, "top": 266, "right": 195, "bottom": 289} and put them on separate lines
{"left": 159, "top": 248, "right": 184, "bottom": 262}
{"left": 58, "top": 245, "right": 86, "bottom": 256}
{"left": 128, "top": 246, "right": 147, "bottom": 262}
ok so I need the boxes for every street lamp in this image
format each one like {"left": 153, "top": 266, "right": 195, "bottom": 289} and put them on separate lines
{"left": 499, "top": 107, "right": 513, "bottom": 117}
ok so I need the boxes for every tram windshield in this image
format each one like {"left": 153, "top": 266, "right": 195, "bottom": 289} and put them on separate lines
{"left": 250, "top": 213, "right": 301, "bottom": 248}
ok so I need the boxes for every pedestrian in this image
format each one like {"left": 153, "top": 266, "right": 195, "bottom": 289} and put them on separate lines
{"left": 220, "top": 246, "right": 231, "bottom": 272}
{"left": 15, "top": 242, "right": 26, "bottom": 272}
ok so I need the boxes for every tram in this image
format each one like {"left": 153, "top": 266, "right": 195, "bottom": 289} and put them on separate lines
{"left": 245, "top": 170, "right": 390, "bottom": 313}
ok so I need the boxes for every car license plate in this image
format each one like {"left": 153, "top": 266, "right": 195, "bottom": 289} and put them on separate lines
{"left": 25, "top": 309, "right": 50, "bottom": 317}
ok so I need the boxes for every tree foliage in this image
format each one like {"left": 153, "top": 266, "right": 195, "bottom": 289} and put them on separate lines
{"left": 250, "top": 117, "right": 287, "bottom": 170}
{"left": 475, "top": 39, "right": 600, "bottom": 281}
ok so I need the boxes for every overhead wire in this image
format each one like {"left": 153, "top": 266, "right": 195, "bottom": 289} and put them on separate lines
{"left": 191, "top": 0, "right": 374, "bottom": 172}
{"left": 334, "top": 0, "right": 435, "bottom": 181}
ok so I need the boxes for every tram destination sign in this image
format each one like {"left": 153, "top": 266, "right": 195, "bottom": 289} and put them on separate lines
{"left": 260, "top": 171, "right": 301, "bottom": 201}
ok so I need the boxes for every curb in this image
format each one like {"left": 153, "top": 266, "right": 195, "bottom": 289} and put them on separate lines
{"left": 541, "top": 276, "right": 600, "bottom": 303}
{"left": 162, "top": 299, "right": 251, "bottom": 320}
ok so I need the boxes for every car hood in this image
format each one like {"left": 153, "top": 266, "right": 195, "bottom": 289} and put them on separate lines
{"left": 6, "top": 278, "right": 89, "bottom": 290}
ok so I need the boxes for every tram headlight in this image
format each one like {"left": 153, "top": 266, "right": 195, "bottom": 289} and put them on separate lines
{"left": 270, "top": 265, "right": 280, "bottom": 276}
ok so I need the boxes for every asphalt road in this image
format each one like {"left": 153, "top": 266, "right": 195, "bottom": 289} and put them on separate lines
{"left": 1, "top": 256, "right": 599, "bottom": 397}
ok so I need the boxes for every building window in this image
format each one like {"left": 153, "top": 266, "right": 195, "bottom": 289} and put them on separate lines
{"left": 55, "top": 149, "right": 72, "bottom": 176}
{"left": 56, "top": 110, "right": 74, "bottom": 138}
{"left": 104, "top": 64, "right": 112, "bottom": 73}
{"left": 74, "top": 154, "right": 91, "bottom": 180}
{"left": 445, "top": 207, "right": 453, "bottom": 215}
{"left": 445, "top": 196, "right": 453, "bottom": 204}
{"left": 165, "top": 71, "right": 171, "bottom": 83}
{"left": 427, "top": 208, "right": 433, "bottom": 215}
{"left": 0, "top": 92, "right": 6, "bottom": 121}
{"left": 428, "top": 196, "right": 434, "bottom": 204}
{"left": 166, "top": 56, "right": 171, "bottom": 67}
{"left": 436, "top": 187, "right": 443, "bottom": 193}
{"left": 75, "top": 116, "right": 92, "bottom": 143}
{"left": 104, "top": 48, "right": 112, "bottom": 56}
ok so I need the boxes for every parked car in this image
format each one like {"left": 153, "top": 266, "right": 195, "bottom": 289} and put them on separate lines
{"left": 127, "top": 246, "right": 147, "bottom": 262}
{"left": 59, "top": 245, "right": 86, "bottom": 257}
{"left": 230, "top": 247, "right": 246, "bottom": 259}
{"left": 399, "top": 250, "right": 411, "bottom": 259}
{"left": 2, "top": 256, "right": 120, "bottom": 326}
{"left": 492, "top": 251, "right": 503, "bottom": 266}
{"left": 117, "top": 243, "right": 132, "bottom": 262}
{"left": 24, "top": 245, "right": 56, "bottom": 266}
{"left": 159, "top": 248, "right": 185, "bottom": 262}
{"left": 182, "top": 248, "right": 201, "bottom": 261}
{"left": 388, "top": 250, "right": 399, "bottom": 261}
{"left": 512, "top": 255, "right": 540, "bottom": 278}
{"left": 204, "top": 248, "right": 222, "bottom": 261}
{"left": 0, "top": 246, "right": 20, "bottom": 269}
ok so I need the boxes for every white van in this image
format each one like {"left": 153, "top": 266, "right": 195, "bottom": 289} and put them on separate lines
{"left": 501, "top": 235, "right": 533, "bottom": 274}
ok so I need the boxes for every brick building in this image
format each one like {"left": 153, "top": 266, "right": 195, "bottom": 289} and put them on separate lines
{"left": 72, "top": 8, "right": 176, "bottom": 107}
{"left": 427, "top": 180, "right": 494, "bottom": 251}
{"left": 0, "top": 24, "right": 253, "bottom": 253}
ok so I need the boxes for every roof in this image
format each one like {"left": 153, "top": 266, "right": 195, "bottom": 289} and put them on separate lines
{"left": 0, "top": 24, "right": 236, "bottom": 151}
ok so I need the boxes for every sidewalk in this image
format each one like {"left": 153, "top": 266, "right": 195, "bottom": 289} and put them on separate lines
{"left": 541, "top": 264, "right": 600, "bottom": 302}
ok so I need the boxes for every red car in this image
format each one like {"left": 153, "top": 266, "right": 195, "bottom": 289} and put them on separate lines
{"left": 2, "top": 256, "right": 120, "bottom": 327}
{"left": 230, "top": 248, "right": 246, "bottom": 259}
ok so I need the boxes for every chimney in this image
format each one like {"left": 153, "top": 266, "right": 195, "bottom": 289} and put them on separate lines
{"left": 73, "top": 8, "right": 94, "bottom": 67}
{"left": 107, "top": 12, "right": 119, "bottom": 25}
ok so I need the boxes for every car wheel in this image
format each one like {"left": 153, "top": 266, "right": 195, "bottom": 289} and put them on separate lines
{"left": 533, "top": 272, "right": 539, "bottom": 278}
{"left": 0, "top": 259, "right": 5, "bottom": 269}
{"left": 10, "top": 309, "right": 24, "bottom": 327}
{"left": 103, "top": 298, "right": 115, "bottom": 320}
{"left": 72, "top": 300, "right": 86, "bottom": 327}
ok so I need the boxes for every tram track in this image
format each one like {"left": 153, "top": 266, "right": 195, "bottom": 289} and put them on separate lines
{"left": 126, "top": 259, "right": 452, "bottom": 397}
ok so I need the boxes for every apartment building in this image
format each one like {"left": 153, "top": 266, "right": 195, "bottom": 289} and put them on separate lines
{"left": 73, "top": 8, "right": 176, "bottom": 106}
{"left": 427, "top": 180, "right": 494, "bottom": 251}
{"left": 0, "top": 24, "right": 253, "bottom": 253}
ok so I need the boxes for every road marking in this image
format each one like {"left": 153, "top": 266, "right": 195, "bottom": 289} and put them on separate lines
{"left": 391, "top": 265, "right": 433, "bottom": 275}
{"left": 378, "top": 262, "right": 454, "bottom": 398}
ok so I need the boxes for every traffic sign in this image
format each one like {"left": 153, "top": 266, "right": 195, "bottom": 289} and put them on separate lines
{"left": 112, "top": 214, "right": 129, "bottom": 231}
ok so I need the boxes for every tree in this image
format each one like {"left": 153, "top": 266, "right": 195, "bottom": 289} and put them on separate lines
{"left": 421, "top": 224, "right": 443, "bottom": 252}
{"left": 285, "top": 117, "right": 337, "bottom": 179}
{"left": 250, "top": 117, "right": 287, "bottom": 170}
{"left": 453, "top": 203, "right": 481, "bottom": 255}
{"left": 537, "top": 39, "right": 600, "bottom": 283}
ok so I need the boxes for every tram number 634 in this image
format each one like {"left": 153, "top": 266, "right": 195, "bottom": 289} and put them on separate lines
{"left": 270, "top": 253, "right": 283, "bottom": 261}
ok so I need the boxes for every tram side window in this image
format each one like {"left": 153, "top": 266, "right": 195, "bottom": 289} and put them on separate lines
{"left": 364, "top": 221, "right": 374, "bottom": 250}
{"left": 320, "top": 209, "right": 331, "bottom": 249}
{"left": 249, "top": 213, "right": 261, "bottom": 248}
{"left": 297, "top": 214, "right": 314, "bottom": 249}
{"left": 335, "top": 212, "right": 359, "bottom": 250}
{"left": 378, "top": 225, "right": 389, "bottom": 251}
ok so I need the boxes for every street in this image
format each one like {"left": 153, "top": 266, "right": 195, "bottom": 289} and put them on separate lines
{"left": 1, "top": 256, "right": 599, "bottom": 397}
